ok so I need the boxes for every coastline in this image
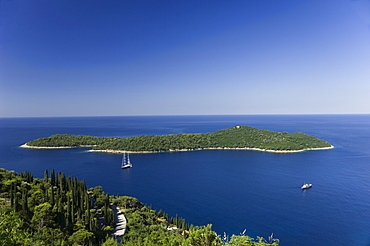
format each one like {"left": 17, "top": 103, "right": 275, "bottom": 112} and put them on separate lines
{"left": 20, "top": 143, "right": 334, "bottom": 153}
{"left": 19, "top": 143, "right": 96, "bottom": 149}
{"left": 85, "top": 145, "right": 335, "bottom": 154}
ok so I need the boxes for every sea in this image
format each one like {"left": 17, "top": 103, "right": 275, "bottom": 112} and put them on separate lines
{"left": 0, "top": 114, "right": 369, "bottom": 246}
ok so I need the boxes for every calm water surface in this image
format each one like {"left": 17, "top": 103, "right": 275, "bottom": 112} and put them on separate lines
{"left": 1, "top": 115, "right": 370, "bottom": 246}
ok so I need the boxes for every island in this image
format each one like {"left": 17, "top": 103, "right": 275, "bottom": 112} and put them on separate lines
{"left": 20, "top": 125, "right": 333, "bottom": 153}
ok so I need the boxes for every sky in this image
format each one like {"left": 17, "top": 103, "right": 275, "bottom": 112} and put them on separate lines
{"left": 1, "top": 0, "right": 370, "bottom": 117}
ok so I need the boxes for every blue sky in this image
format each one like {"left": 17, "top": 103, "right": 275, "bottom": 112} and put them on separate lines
{"left": 1, "top": 0, "right": 369, "bottom": 117}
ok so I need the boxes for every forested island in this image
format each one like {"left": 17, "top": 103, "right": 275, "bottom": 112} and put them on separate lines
{"left": 0, "top": 168, "right": 279, "bottom": 245}
{"left": 22, "top": 125, "right": 333, "bottom": 153}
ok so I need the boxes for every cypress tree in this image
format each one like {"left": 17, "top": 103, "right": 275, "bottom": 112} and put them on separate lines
{"left": 10, "top": 183, "right": 14, "bottom": 207}
{"left": 44, "top": 169, "right": 48, "bottom": 182}
{"left": 44, "top": 184, "right": 49, "bottom": 202}
{"left": 21, "top": 187, "right": 29, "bottom": 219}
{"left": 71, "top": 198, "right": 76, "bottom": 225}
{"left": 66, "top": 197, "right": 72, "bottom": 228}
{"left": 50, "top": 169, "right": 55, "bottom": 186}
{"left": 57, "top": 197, "right": 63, "bottom": 213}
{"left": 58, "top": 172, "right": 66, "bottom": 191}
{"left": 55, "top": 188, "right": 60, "bottom": 205}
{"left": 14, "top": 191, "right": 19, "bottom": 212}
{"left": 50, "top": 187, "right": 55, "bottom": 205}
{"left": 85, "top": 209, "right": 91, "bottom": 229}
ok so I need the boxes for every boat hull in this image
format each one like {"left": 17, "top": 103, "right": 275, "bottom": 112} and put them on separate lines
{"left": 301, "top": 184, "right": 312, "bottom": 189}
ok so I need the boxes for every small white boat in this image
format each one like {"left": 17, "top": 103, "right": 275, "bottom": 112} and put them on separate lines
{"left": 301, "top": 183, "right": 312, "bottom": 189}
{"left": 121, "top": 153, "right": 132, "bottom": 169}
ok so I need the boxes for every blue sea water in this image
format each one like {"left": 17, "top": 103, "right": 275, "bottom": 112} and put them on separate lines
{"left": 1, "top": 115, "right": 370, "bottom": 246}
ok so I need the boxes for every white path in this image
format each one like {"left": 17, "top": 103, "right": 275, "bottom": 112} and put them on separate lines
{"left": 111, "top": 205, "right": 127, "bottom": 243}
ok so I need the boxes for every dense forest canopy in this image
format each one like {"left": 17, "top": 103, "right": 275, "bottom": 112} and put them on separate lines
{"left": 0, "top": 168, "right": 279, "bottom": 245}
{"left": 25, "top": 126, "right": 332, "bottom": 152}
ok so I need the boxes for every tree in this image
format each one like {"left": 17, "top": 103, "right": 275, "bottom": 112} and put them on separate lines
{"left": 0, "top": 211, "right": 31, "bottom": 245}
{"left": 227, "top": 235, "right": 279, "bottom": 246}
{"left": 101, "top": 237, "right": 120, "bottom": 246}
{"left": 31, "top": 202, "right": 55, "bottom": 233}
{"left": 44, "top": 170, "right": 48, "bottom": 182}
{"left": 50, "top": 169, "right": 55, "bottom": 186}
{"left": 68, "top": 229, "right": 94, "bottom": 246}
{"left": 185, "top": 224, "right": 222, "bottom": 246}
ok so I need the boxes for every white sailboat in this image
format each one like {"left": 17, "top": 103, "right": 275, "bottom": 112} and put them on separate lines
{"left": 121, "top": 152, "right": 132, "bottom": 169}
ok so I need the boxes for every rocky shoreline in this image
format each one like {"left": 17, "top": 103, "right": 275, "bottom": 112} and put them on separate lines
{"left": 86, "top": 145, "right": 335, "bottom": 154}
{"left": 19, "top": 144, "right": 96, "bottom": 149}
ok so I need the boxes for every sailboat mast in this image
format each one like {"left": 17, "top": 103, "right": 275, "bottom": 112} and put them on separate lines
{"left": 122, "top": 153, "right": 126, "bottom": 167}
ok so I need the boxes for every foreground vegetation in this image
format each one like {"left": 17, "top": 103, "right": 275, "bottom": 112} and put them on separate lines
{"left": 0, "top": 168, "right": 279, "bottom": 245}
{"left": 25, "top": 125, "right": 332, "bottom": 152}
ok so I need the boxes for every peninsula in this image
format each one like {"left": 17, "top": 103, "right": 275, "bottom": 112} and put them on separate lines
{"left": 21, "top": 126, "right": 333, "bottom": 153}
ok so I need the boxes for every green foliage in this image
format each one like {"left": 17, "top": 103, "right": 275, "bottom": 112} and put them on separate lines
{"left": 185, "top": 224, "right": 222, "bottom": 246}
{"left": 26, "top": 126, "right": 332, "bottom": 152}
{"left": 101, "top": 237, "right": 120, "bottom": 246}
{"left": 27, "top": 134, "right": 118, "bottom": 147}
{"left": 0, "top": 168, "right": 279, "bottom": 246}
{"left": 0, "top": 211, "right": 31, "bottom": 246}
{"left": 110, "top": 195, "right": 189, "bottom": 245}
{"left": 0, "top": 168, "right": 112, "bottom": 245}
{"left": 227, "top": 234, "right": 279, "bottom": 246}
{"left": 31, "top": 202, "right": 55, "bottom": 233}
{"left": 68, "top": 229, "right": 94, "bottom": 246}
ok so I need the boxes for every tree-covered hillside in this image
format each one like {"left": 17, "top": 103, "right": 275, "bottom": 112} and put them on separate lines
{"left": 25, "top": 134, "right": 119, "bottom": 148}
{"left": 0, "top": 168, "right": 279, "bottom": 245}
{"left": 0, "top": 168, "right": 114, "bottom": 245}
{"left": 25, "top": 126, "right": 332, "bottom": 152}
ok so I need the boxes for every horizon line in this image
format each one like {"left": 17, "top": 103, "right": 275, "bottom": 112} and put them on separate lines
{"left": 1, "top": 113, "right": 370, "bottom": 119}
